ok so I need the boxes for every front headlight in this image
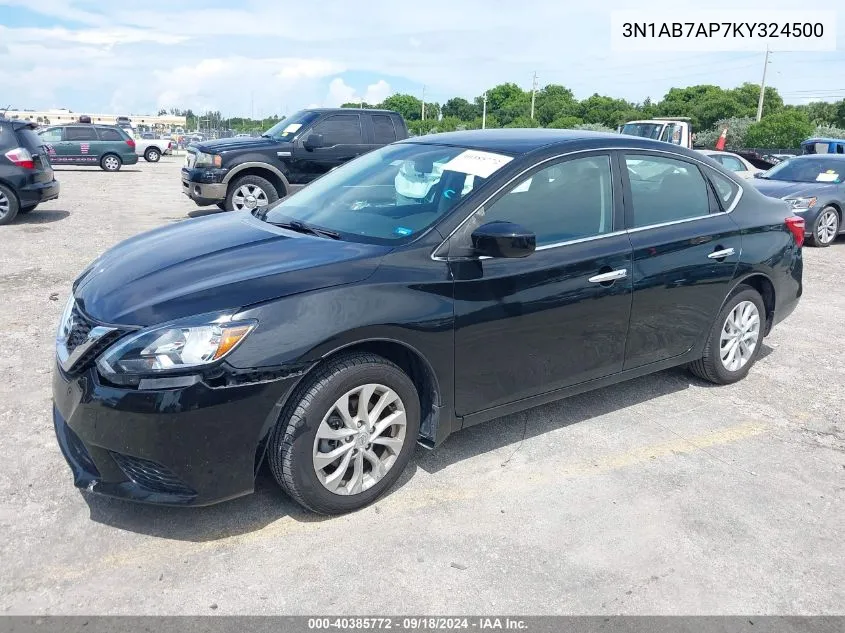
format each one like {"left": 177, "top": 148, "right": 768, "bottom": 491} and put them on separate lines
{"left": 784, "top": 197, "right": 817, "bottom": 210}
{"left": 194, "top": 151, "right": 222, "bottom": 168}
{"left": 96, "top": 316, "right": 256, "bottom": 376}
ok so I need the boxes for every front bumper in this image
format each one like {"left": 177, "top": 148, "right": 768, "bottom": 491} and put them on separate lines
{"left": 52, "top": 363, "right": 299, "bottom": 506}
{"left": 19, "top": 178, "right": 60, "bottom": 206}
{"left": 181, "top": 167, "right": 227, "bottom": 206}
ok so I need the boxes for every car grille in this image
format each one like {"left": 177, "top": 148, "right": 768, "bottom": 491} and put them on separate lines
{"left": 62, "top": 304, "right": 124, "bottom": 373}
{"left": 110, "top": 452, "right": 196, "bottom": 496}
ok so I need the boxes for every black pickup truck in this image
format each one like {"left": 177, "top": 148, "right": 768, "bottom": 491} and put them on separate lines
{"left": 181, "top": 108, "right": 409, "bottom": 211}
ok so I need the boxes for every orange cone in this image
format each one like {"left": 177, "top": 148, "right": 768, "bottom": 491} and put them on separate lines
{"left": 715, "top": 128, "right": 728, "bottom": 151}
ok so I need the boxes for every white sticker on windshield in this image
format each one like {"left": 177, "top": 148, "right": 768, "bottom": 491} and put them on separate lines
{"left": 816, "top": 171, "right": 840, "bottom": 182}
{"left": 441, "top": 150, "right": 513, "bottom": 178}
{"left": 282, "top": 123, "right": 302, "bottom": 134}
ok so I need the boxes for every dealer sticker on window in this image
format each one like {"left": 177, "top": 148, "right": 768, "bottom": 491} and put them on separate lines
{"left": 282, "top": 123, "right": 303, "bottom": 135}
{"left": 441, "top": 150, "right": 513, "bottom": 179}
{"left": 816, "top": 170, "right": 840, "bottom": 182}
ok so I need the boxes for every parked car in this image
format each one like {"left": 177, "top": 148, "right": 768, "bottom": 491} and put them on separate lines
{"left": 53, "top": 130, "right": 803, "bottom": 514}
{"left": 0, "top": 118, "right": 60, "bottom": 225}
{"left": 698, "top": 149, "right": 761, "bottom": 179}
{"left": 802, "top": 137, "right": 845, "bottom": 155}
{"left": 181, "top": 108, "right": 409, "bottom": 211}
{"left": 752, "top": 154, "right": 845, "bottom": 246}
{"left": 134, "top": 137, "right": 173, "bottom": 162}
{"left": 37, "top": 124, "right": 138, "bottom": 171}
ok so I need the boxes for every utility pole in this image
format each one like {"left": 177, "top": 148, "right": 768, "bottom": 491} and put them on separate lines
{"left": 482, "top": 92, "right": 488, "bottom": 129}
{"left": 756, "top": 47, "right": 770, "bottom": 122}
{"left": 421, "top": 85, "right": 426, "bottom": 121}
{"left": 530, "top": 71, "right": 538, "bottom": 120}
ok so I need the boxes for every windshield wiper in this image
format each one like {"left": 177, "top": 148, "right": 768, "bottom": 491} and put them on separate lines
{"left": 267, "top": 219, "right": 341, "bottom": 240}
{"left": 260, "top": 134, "right": 273, "bottom": 139}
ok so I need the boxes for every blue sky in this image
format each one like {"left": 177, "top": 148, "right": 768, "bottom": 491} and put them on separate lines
{"left": 1, "top": 0, "right": 844, "bottom": 117}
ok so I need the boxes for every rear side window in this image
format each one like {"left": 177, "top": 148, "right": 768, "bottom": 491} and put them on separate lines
{"left": 65, "top": 126, "right": 97, "bottom": 141}
{"left": 17, "top": 127, "right": 46, "bottom": 151}
{"left": 96, "top": 127, "right": 124, "bottom": 141}
{"left": 372, "top": 115, "right": 397, "bottom": 144}
{"left": 311, "top": 114, "right": 363, "bottom": 145}
{"left": 625, "top": 154, "right": 710, "bottom": 228}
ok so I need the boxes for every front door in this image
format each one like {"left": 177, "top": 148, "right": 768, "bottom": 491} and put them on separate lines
{"left": 621, "top": 152, "right": 743, "bottom": 369}
{"left": 450, "top": 152, "right": 633, "bottom": 416}
{"left": 290, "top": 113, "right": 365, "bottom": 184}
{"left": 38, "top": 127, "right": 71, "bottom": 164}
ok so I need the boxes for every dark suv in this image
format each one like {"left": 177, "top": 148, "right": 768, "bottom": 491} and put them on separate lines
{"left": 0, "top": 118, "right": 60, "bottom": 225}
{"left": 37, "top": 124, "right": 139, "bottom": 171}
{"left": 182, "top": 108, "right": 409, "bottom": 211}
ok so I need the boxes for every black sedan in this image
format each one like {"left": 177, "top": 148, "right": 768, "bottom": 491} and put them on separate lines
{"left": 752, "top": 154, "right": 845, "bottom": 247}
{"left": 53, "top": 130, "right": 803, "bottom": 514}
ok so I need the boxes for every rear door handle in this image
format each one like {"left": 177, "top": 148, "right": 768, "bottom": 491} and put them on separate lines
{"left": 588, "top": 269, "right": 628, "bottom": 283}
{"left": 708, "top": 248, "right": 735, "bottom": 259}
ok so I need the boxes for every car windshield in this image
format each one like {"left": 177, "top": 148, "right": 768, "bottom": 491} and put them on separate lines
{"left": 620, "top": 123, "right": 664, "bottom": 140}
{"left": 760, "top": 157, "right": 844, "bottom": 183}
{"left": 262, "top": 143, "right": 515, "bottom": 244}
{"left": 263, "top": 110, "right": 321, "bottom": 141}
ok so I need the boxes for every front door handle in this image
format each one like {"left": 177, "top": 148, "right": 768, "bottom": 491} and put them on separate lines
{"left": 588, "top": 269, "right": 628, "bottom": 284}
{"left": 708, "top": 247, "right": 735, "bottom": 259}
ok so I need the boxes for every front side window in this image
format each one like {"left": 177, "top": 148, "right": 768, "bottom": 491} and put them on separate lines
{"left": 38, "top": 127, "right": 62, "bottom": 143}
{"left": 469, "top": 155, "right": 614, "bottom": 247}
{"left": 625, "top": 154, "right": 710, "bottom": 228}
{"left": 263, "top": 143, "right": 512, "bottom": 243}
{"left": 64, "top": 126, "right": 97, "bottom": 141}
{"left": 309, "top": 114, "right": 363, "bottom": 145}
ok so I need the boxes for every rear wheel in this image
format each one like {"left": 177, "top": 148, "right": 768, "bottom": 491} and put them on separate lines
{"left": 0, "top": 184, "right": 19, "bottom": 225}
{"left": 144, "top": 147, "right": 161, "bottom": 162}
{"left": 807, "top": 206, "right": 840, "bottom": 247}
{"left": 224, "top": 175, "right": 278, "bottom": 212}
{"left": 688, "top": 285, "right": 765, "bottom": 385}
{"left": 100, "top": 154, "right": 122, "bottom": 172}
{"left": 267, "top": 352, "right": 420, "bottom": 514}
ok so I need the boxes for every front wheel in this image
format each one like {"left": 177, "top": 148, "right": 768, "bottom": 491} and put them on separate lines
{"left": 100, "top": 154, "right": 122, "bottom": 171}
{"left": 807, "top": 207, "right": 840, "bottom": 247}
{"left": 268, "top": 353, "right": 420, "bottom": 514}
{"left": 224, "top": 175, "right": 279, "bottom": 212}
{"left": 144, "top": 148, "right": 161, "bottom": 162}
{"left": 688, "top": 285, "right": 765, "bottom": 385}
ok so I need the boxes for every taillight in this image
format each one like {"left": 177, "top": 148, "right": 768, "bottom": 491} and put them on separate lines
{"left": 126, "top": 138, "right": 136, "bottom": 149}
{"left": 785, "top": 216, "right": 805, "bottom": 247}
{"left": 4, "top": 147, "right": 35, "bottom": 169}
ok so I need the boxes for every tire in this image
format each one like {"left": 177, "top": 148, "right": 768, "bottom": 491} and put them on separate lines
{"left": 18, "top": 203, "right": 38, "bottom": 214}
{"left": 224, "top": 174, "right": 279, "bottom": 212}
{"left": 100, "top": 154, "right": 122, "bottom": 172}
{"left": 0, "top": 184, "right": 19, "bottom": 225}
{"left": 216, "top": 202, "right": 228, "bottom": 211}
{"left": 268, "top": 352, "right": 421, "bottom": 515}
{"left": 688, "top": 285, "right": 766, "bottom": 385}
{"left": 806, "top": 206, "right": 840, "bottom": 247}
{"left": 144, "top": 148, "right": 161, "bottom": 162}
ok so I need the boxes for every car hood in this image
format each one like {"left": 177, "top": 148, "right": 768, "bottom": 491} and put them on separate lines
{"left": 751, "top": 179, "right": 840, "bottom": 199}
{"left": 73, "top": 212, "right": 390, "bottom": 326}
{"left": 193, "top": 137, "right": 284, "bottom": 153}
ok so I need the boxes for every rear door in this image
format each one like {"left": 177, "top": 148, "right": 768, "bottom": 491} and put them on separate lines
{"left": 371, "top": 113, "right": 399, "bottom": 148}
{"left": 63, "top": 126, "right": 98, "bottom": 165}
{"left": 621, "top": 151, "right": 743, "bottom": 370}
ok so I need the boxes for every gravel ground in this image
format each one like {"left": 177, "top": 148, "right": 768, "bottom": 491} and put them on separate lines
{"left": 0, "top": 159, "right": 843, "bottom": 615}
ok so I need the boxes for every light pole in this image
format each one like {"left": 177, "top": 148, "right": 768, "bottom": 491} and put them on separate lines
{"left": 756, "top": 46, "right": 771, "bottom": 122}
{"left": 482, "top": 92, "right": 487, "bottom": 129}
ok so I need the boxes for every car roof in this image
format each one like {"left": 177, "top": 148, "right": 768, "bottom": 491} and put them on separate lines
{"left": 400, "top": 128, "right": 680, "bottom": 156}
{"left": 786, "top": 153, "right": 845, "bottom": 161}
{"left": 803, "top": 137, "right": 845, "bottom": 144}
{"left": 305, "top": 107, "right": 400, "bottom": 115}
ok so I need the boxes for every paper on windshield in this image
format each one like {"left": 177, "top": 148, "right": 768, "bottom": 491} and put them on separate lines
{"left": 282, "top": 123, "right": 303, "bottom": 135}
{"left": 816, "top": 171, "right": 840, "bottom": 182}
{"left": 441, "top": 150, "right": 513, "bottom": 178}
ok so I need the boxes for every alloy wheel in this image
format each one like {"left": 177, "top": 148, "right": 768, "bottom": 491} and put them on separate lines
{"left": 312, "top": 383, "right": 407, "bottom": 496}
{"left": 231, "top": 184, "right": 268, "bottom": 211}
{"left": 103, "top": 156, "right": 120, "bottom": 171}
{"left": 719, "top": 300, "right": 761, "bottom": 372}
{"left": 0, "top": 190, "right": 9, "bottom": 219}
{"left": 817, "top": 209, "right": 839, "bottom": 244}
{"left": 147, "top": 150, "right": 159, "bottom": 161}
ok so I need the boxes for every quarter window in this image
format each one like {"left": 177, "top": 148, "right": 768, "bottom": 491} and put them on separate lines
{"left": 705, "top": 168, "right": 740, "bottom": 209}
{"left": 474, "top": 155, "right": 614, "bottom": 247}
{"left": 64, "top": 126, "right": 97, "bottom": 141}
{"left": 625, "top": 155, "right": 710, "bottom": 228}
{"left": 310, "top": 114, "right": 363, "bottom": 145}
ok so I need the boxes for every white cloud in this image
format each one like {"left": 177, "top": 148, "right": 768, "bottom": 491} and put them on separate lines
{"left": 325, "top": 78, "right": 393, "bottom": 107}
{"left": 364, "top": 80, "right": 392, "bottom": 105}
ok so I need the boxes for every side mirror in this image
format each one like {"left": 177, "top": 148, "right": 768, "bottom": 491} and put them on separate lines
{"left": 303, "top": 133, "right": 324, "bottom": 150}
{"left": 471, "top": 221, "right": 535, "bottom": 258}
